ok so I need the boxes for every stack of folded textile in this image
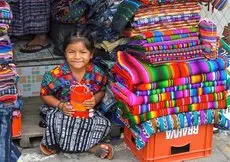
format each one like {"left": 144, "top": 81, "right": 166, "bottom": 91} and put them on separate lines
{"left": 0, "top": 1, "right": 21, "bottom": 161}
{"left": 112, "top": 51, "right": 230, "bottom": 149}
{"left": 111, "top": 0, "right": 230, "bottom": 150}
{"left": 124, "top": 1, "right": 218, "bottom": 64}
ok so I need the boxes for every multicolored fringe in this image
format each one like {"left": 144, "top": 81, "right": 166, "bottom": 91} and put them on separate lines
{"left": 117, "top": 108, "right": 230, "bottom": 149}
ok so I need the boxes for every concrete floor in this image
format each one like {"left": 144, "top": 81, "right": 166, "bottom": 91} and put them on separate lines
{"left": 16, "top": 131, "right": 230, "bottom": 162}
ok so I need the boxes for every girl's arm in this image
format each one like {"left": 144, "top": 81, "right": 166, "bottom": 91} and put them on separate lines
{"left": 83, "top": 91, "right": 105, "bottom": 110}
{"left": 41, "top": 95, "right": 74, "bottom": 116}
{"left": 40, "top": 95, "right": 61, "bottom": 108}
{"left": 94, "top": 91, "right": 105, "bottom": 104}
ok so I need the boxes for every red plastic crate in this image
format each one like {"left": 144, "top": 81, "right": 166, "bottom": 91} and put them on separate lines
{"left": 124, "top": 124, "right": 213, "bottom": 162}
{"left": 12, "top": 111, "right": 22, "bottom": 138}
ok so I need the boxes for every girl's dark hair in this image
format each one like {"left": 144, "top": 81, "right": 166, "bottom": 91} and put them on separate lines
{"left": 63, "top": 29, "right": 94, "bottom": 53}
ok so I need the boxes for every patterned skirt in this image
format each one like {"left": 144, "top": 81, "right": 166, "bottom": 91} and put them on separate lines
{"left": 9, "top": 0, "right": 51, "bottom": 36}
{"left": 41, "top": 105, "right": 111, "bottom": 153}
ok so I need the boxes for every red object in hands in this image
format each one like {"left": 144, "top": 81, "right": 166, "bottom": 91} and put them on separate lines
{"left": 70, "top": 84, "right": 93, "bottom": 118}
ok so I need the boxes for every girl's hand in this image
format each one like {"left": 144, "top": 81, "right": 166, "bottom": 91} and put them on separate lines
{"left": 61, "top": 102, "right": 75, "bottom": 117}
{"left": 83, "top": 96, "right": 96, "bottom": 110}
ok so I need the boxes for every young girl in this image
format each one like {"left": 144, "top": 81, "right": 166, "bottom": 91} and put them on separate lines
{"left": 39, "top": 31, "right": 113, "bottom": 159}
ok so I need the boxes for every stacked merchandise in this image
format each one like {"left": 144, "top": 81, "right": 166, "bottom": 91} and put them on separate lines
{"left": 125, "top": 1, "right": 217, "bottom": 63}
{"left": 111, "top": 0, "right": 230, "bottom": 150}
{"left": 0, "top": 1, "right": 21, "bottom": 162}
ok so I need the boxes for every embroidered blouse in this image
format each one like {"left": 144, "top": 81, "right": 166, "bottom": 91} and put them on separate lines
{"left": 40, "top": 62, "right": 107, "bottom": 102}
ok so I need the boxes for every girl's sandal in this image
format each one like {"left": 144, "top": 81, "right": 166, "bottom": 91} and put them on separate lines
{"left": 223, "top": 26, "right": 230, "bottom": 37}
{"left": 223, "top": 36, "right": 230, "bottom": 45}
{"left": 40, "top": 143, "right": 56, "bottom": 156}
{"left": 93, "top": 144, "right": 114, "bottom": 160}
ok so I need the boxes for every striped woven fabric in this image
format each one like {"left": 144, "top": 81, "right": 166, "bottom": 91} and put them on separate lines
{"left": 139, "top": 0, "right": 200, "bottom": 5}
{"left": 135, "top": 81, "right": 227, "bottom": 96}
{"left": 124, "top": 26, "right": 198, "bottom": 39}
{"left": 130, "top": 37, "right": 199, "bottom": 47}
{"left": 129, "top": 92, "right": 227, "bottom": 115}
{"left": 134, "top": 2, "right": 201, "bottom": 21}
{"left": 135, "top": 49, "right": 204, "bottom": 64}
{"left": 117, "top": 108, "right": 230, "bottom": 149}
{"left": 199, "top": 19, "right": 219, "bottom": 58}
{"left": 112, "top": 82, "right": 227, "bottom": 106}
{"left": 133, "top": 19, "right": 199, "bottom": 31}
{"left": 132, "top": 72, "right": 228, "bottom": 91}
{"left": 0, "top": 1, "right": 12, "bottom": 20}
{"left": 9, "top": 0, "right": 51, "bottom": 36}
{"left": 127, "top": 45, "right": 207, "bottom": 56}
{"left": 112, "top": 51, "right": 229, "bottom": 85}
{"left": 119, "top": 99, "right": 227, "bottom": 125}
{"left": 132, "top": 14, "right": 200, "bottom": 28}
{"left": 136, "top": 81, "right": 228, "bottom": 96}
{"left": 129, "top": 32, "right": 199, "bottom": 44}
{"left": 128, "top": 37, "right": 200, "bottom": 52}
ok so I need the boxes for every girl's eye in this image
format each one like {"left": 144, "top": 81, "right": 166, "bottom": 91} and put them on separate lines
{"left": 68, "top": 51, "right": 75, "bottom": 53}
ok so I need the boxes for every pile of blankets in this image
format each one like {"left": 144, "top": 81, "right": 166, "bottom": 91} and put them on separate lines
{"left": 124, "top": 1, "right": 218, "bottom": 64}
{"left": 0, "top": 1, "right": 21, "bottom": 162}
{"left": 111, "top": 0, "right": 230, "bottom": 150}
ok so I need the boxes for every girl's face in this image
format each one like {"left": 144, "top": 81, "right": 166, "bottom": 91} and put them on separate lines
{"left": 65, "top": 41, "right": 93, "bottom": 71}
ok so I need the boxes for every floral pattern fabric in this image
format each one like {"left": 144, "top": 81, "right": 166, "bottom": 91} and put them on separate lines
{"left": 40, "top": 62, "right": 107, "bottom": 102}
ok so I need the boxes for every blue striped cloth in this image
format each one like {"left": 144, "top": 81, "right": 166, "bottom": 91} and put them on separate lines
{"left": 0, "top": 108, "right": 21, "bottom": 162}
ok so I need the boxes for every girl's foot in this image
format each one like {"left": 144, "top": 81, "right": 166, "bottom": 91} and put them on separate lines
{"left": 89, "top": 144, "right": 114, "bottom": 160}
{"left": 40, "top": 143, "right": 56, "bottom": 156}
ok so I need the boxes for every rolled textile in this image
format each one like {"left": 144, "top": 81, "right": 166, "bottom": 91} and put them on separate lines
{"left": 124, "top": 26, "right": 198, "bottom": 39}
{"left": 199, "top": 19, "right": 219, "bottom": 58}
{"left": 119, "top": 99, "right": 228, "bottom": 125}
{"left": 117, "top": 108, "right": 230, "bottom": 150}
{"left": 112, "top": 82, "right": 227, "bottom": 105}
{"left": 113, "top": 51, "right": 229, "bottom": 85}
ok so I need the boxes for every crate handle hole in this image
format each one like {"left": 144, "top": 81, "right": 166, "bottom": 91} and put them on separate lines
{"left": 131, "top": 134, "right": 135, "bottom": 144}
{"left": 171, "top": 143, "right": 190, "bottom": 155}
